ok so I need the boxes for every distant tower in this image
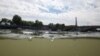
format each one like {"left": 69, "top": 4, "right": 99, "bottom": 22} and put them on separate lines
{"left": 75, "top": 17, "right": 78, "bottom": 35}
{"left": 75, "top": 17, "right": 78, "bottom": 27}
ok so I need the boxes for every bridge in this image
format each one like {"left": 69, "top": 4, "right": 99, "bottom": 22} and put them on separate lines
{"left": 65, "top": 26, "right": 100, "bottom": 32}
{"left": 78, "top": 26, "right": 100, "bottom": 32}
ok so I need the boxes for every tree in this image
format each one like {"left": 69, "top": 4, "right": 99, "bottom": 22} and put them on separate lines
{"left": 48, "top": 23, "right": 65, "bottom": 31}
{"left": 1, "top": 18, "right": 8, "bottom": 22}
{"left": 8, "top": 20, "right": 12, "bottom": 24}
{"left": 48, "top": 23, "right": 57, "bottom": 31}
{"left": 22, "top": 20, "right": 34, "bottom": 26}
{"left": 0, "top": 18, "right": 11, "bottom": 25}
{"left": 55, "top": 23, "right": 60, "bottom": 30}
{"left": 27, "top": 21, "right": 34, "bottom": 26}
{"left": 48, "top": 23, "right": 54, "bottom": 29}
{"left": 34, "top": 20, "right": 43, "bottom": 30}
{"left": 12, "top": 15, "right": 22, "bottom": 25}
{"left": 60, "top": 24, "right": 65, "bottom": 31}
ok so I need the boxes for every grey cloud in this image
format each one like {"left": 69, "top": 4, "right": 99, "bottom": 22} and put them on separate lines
{"left": 0, "top": 0, "right": 100, "bottom": 25}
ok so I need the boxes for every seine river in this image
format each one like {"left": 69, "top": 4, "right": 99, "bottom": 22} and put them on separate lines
{"left": 0, "top": 29, "right": 100, "bottom": 40}
{"left": 0, "top": 29, "right": 100, "bottom": 56}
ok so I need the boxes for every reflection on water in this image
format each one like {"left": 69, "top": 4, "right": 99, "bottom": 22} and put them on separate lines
{"left": 0, "top": 29, "right": 100, "bottom": 40}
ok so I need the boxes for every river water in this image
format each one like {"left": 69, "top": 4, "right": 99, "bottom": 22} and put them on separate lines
{"left": 0, "top": 30, "right": 100, "bottom": 56}
{"left": 0, "top": 29, "right": 100, "bottom": 40}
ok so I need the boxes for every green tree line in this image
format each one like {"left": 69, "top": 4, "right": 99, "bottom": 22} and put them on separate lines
{"left": 0, "top": 15, "right": 66, "bottom": 31}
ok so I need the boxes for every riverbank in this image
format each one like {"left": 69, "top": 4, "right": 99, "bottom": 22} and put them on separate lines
{"left": 0, "top": 38, "right": 100, "bottom": 56}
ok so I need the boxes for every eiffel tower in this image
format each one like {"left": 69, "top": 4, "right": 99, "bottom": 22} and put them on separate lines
{"left": 75, "top": 17, "right": 78, "bottom": 35}
{"left": 75, "top": 17, "right": 78, "bottom": 28}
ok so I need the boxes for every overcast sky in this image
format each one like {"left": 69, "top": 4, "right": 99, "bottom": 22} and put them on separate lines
{"left": 0, "top": 0, "right": 100, "bottom": 25}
